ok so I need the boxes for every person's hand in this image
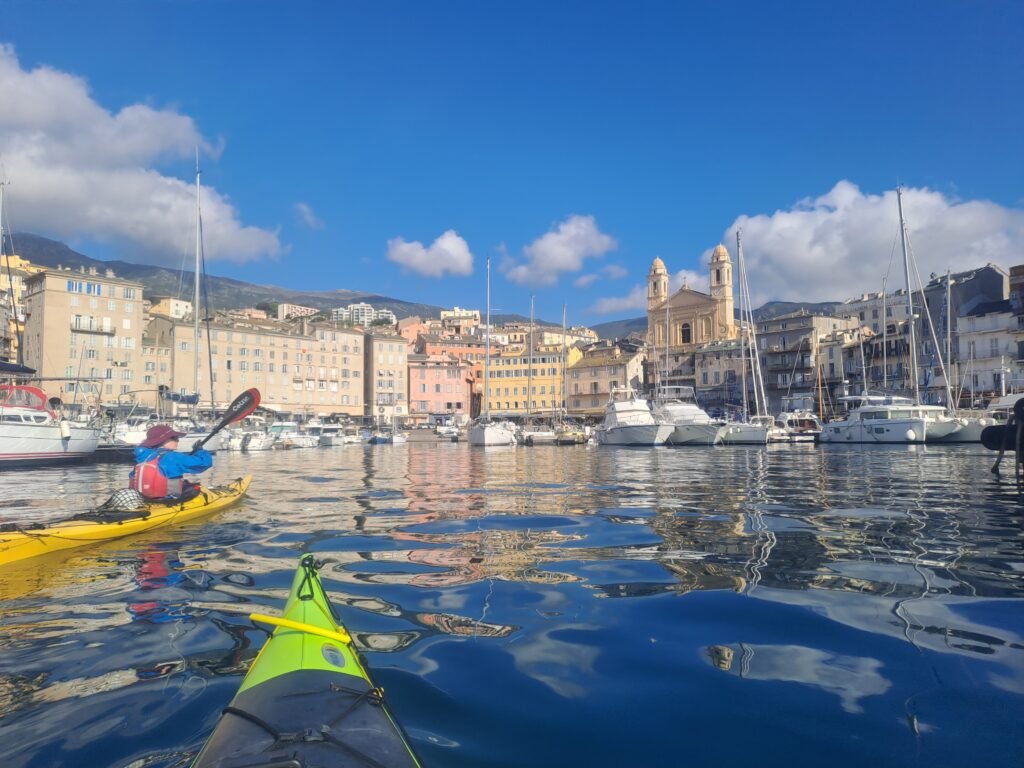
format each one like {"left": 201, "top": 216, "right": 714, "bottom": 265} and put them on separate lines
{"left": 191, "top": 440, "right": 203, "bottom": 453}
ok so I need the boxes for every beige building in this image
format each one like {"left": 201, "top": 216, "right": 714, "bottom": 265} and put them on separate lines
{"left": 537, "top": 326, "right": 599, "bottom": 347}
{"left": 566, "top": 341, "right": 646, "bottom": 418}
{"left": 486, "top": 339, "right": 583, "bottom": 418}
{"left": 647, "top": 245, "right": 738, "bottom": 388}
{"left": 22, "top": 266, "right": 145, "bottom": 403}
{"left": 148, "top": 297, "right": 193, "bottom": 321}
{"left": 146, "top": 314, "right": 365, "bottom": 417}
{"left": 440, "top": 306, "right": 480, "bottom": 335}
{"left": 365, "top": 329, "right": 409, "bottom": 424}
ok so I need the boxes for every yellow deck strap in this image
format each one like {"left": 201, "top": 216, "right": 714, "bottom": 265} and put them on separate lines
{"left": 250, "top": 612, "right": 352, "bottom": 644}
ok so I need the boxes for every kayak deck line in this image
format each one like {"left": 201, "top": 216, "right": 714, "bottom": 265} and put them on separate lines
{"left": 193, "top": 555, "right": 423, "bottom": 768}
{"left": 250, "top": 612, "right": 352, "bottom": 644}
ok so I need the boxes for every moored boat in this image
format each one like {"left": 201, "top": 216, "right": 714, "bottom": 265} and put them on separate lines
{"left": 595, "top": 386, "right": 673, "bottom": 446}
{"left": 0, "top": 384, "right": 100, "bottom": 467}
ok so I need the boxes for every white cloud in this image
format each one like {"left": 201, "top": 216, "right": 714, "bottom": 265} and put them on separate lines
{"left": 718, "top": 180, "right": 1024, "bottom": 305}
{"left": 386, "top": 229, "right": 474, "bottom": 278}
{"left": 294, "top": 202, "right": 324, "bottom": 230}
{"left": 574, "top": 273, "right": 599, "bottom": 288}
{"left": 602, "top": 264, "right": 628, "bottom": 279}
{"left": 671, "top": 269, "right": 709, "bottom": 294}
{"left": 0, "top": 45, "right": 281, "bottom": 263}
{"left": 589, "top": 284, "right": 647, "bottom": 315}
{"left": 506, "top": 214, "right": 617, "bottom": 286}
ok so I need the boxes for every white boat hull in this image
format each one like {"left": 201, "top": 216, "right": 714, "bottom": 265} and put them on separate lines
{"left": 597, "top": 424, "right": 673, "bottom": 446}
{"left": 931, "top": 416, "right": 991, "bottom": 443}
{"left": 667, "top": 423, "right": 721, "bottom": 446}
{"left": 717, "top": 423, "right": 770, "bottom": 445}
{"left": 469, "top": 423, "right": 517, "bottom": 446}
{"left": 0, "top": 422, "right": 100, "bottom": 466}
{"left": 820, "top": 418, "right": 929, "bottom": 443}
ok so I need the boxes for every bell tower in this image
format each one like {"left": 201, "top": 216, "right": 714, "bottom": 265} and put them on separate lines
{"left": 648, "top": 257, "right": 669, "bottom": 311}
{"left": 709, "top": 244, "right": 735, "bottom": 338}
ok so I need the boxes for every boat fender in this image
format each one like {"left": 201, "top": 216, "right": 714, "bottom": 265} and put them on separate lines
{"left": 905, "top": 429, "right": 917, "bottom": 442}
{"left": 59, "top": 419, "right": 72, "bottom": 440}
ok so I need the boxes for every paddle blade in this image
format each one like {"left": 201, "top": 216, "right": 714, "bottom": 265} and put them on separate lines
{"left": 981, "top": 424, "right": 1012, "bottom": 452}
{"left": 194, "top": 389, "right": 261, "bottom": 451}
{"left": 221, "top": 388, "right": 261, "bottom": 428}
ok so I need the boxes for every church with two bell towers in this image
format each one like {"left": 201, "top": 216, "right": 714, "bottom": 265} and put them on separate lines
{"left": 647, "top": 244, "right": 739, "bottom": 383}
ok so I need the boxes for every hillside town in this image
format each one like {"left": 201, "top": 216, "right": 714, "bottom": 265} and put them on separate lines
{"left": 1, "top": 242, "right": 1018, "bottom": 426}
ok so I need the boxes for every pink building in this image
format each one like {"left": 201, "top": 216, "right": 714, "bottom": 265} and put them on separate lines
{"left": 408, "top": 353, "right": 471, "bottom": 425}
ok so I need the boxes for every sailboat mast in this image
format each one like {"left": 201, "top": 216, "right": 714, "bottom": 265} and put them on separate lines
{"left": 737, "top": 233, "right": 748, "bottom": 419}
{"left": 664, "top": 295, "right": 670, "bottom": 392}
{"left": 897, "top": 186, "right": 920, "bottom": 404}
{"left": 193, "top": 157, "right": 202, "bottom": 402}
{"left": 484, "top": 256, "right": 491, "bottom": 421}
{"left": 528, "top": 295, "right": 534, "bottom": 418}
{"left": 882, "top": 278, "right": 888, "bottom": 390}
{"left": 561, "top": 304, "right": 567, "bottom": 419}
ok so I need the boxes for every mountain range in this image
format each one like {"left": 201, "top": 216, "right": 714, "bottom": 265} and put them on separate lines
{"left": 10, "top": 233, "right": 842, "bottom": 339}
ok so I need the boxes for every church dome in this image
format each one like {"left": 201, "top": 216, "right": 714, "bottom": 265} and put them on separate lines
{"left": 649, "top": 256, "right": 667, "bottom": 274}
{"left": 710, "top": 244, "right": 730, "bottom": 263}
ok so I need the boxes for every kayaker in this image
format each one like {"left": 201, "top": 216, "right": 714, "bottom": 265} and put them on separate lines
{"left": 129, "top": 425, "right": 213, "bottom": 500}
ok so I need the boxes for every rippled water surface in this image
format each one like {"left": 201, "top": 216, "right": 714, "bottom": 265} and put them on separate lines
{"left": 1, "top": 442, "right": 1022, "bottom": 767}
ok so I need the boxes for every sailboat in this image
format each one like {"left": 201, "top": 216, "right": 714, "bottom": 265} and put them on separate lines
{"left": 820, "top": 188, "right": 961, "bottom": 443}
{"left": 0, "top": 182, "right": 100, "bottom": 465}
{"left": 554, "top": 305, "right": 586, "bottom": 444}
{"left": 468, "top": 257, "right": 517, "bottom": 446}
{"left": 718, "top": 231, "right": 770, "bottom": 445}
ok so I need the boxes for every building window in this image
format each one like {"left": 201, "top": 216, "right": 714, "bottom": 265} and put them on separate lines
{"left": 681, "top": 323, "right": 692, "bottom": 344}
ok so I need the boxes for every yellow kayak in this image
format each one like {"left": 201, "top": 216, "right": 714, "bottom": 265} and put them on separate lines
{"left": 0, "top": 476, "right": 251, "bottom": 567}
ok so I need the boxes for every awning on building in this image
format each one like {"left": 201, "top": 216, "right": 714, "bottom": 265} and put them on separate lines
{"left": 0, "top": 361, "right": 37, "bottom": 375}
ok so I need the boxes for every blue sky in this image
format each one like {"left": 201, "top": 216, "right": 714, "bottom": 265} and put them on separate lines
{"left": 2, "top": 1, "right": 1022, "bottom": 324}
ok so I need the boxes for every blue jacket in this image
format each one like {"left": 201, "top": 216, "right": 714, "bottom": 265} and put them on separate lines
{"left": 131, "top": 446, "right": 213, "bottom": 479}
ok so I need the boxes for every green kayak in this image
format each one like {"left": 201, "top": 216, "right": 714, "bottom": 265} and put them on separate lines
{"left": 193, "top": 555, "right": 423, "bottom": 767}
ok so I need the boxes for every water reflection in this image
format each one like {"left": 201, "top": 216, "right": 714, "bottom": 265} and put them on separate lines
{"left": 0, "top": 443, "right": 1022, "bottom": 767}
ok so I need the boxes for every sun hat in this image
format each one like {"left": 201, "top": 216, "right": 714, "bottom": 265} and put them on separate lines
{"left": 141, "top": 424, "right": 187, "bottom": 448}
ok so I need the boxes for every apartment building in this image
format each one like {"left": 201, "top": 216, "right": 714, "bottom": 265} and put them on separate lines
{"left": 693, "top": 339, "right": 745, "bottom": 408}
{"left": 486, "top": 339, "right": 583, "bottom": 418}
{"left": 957, "top": 300, "right": 1018, "bottom": 398}
{"left": 277, "top": 303, "right": 320, "bottom": 321}
{"left": 565, "top": 340, "right": 645, "bottom": 418}
{"left": 22, "top": 266, "right": 145, "bottom": 403}
{"left": 407, "top": 353, "right": 471, "bottom": 424}
{"left": 365, "top": 329, "right": 408, "bottom": 425}
{"left": 439, "top": 306, "right": 480, "bottom": 335}
{"left": 0, "top": 254, "right": 43, "bottom": 364}
{"left": 146, "top": 314, "right": 365, "bottom": 417}
{"left": 755, "top": 312, "right": 858, "bottom": 412}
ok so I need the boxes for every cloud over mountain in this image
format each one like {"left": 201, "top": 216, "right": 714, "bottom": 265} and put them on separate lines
{"left": 719, "top": 181, "right": 1024, "bottom": 305}
{"left": 506, "top": 215, "right": 617, "bottom": 286}
{"left": 386, "top": 229, "right": 474, "bottom": 277}
{"left": 0, "top": 44, "right": 281, "bottom": 263}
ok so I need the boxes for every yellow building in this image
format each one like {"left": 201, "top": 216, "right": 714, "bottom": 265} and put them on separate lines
{"left": 487, "top": 340, "right": 583, "bottom": 417}
{"left": 22, "top": 266, "right": 145, "bottom": 403}
{"left": 647, "top": 245, "right": 738, "bottom": 388}
{"left": 0, "top": 254, "right": 44, "bottom": 364}
{"left": 365, "top": 329, "right": 409, "bottom": 424}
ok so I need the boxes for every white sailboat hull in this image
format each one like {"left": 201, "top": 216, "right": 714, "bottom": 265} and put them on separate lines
{"left": 469, "top": 423, "right": 517, "bottom": 446}
{"left": 597, "top": 423, "right": 673, "bottom": 446}
{"left": 931, "top": 416, "right": 992, "bottom": 443}
{"left": 717, "top": 423, "right": 770, "bottom": 445}
{"left": 0, "top": 422, "right": 100, "bottom": 466}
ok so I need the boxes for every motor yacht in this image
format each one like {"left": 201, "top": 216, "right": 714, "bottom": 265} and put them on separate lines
{"left": 595, "top": 387, "right": 673, "bottom": 446}
{"left": 819, "top": 395, "right": 962, "bottom": 443}
{"left": 653, "top": 386, "right": 722, "bottom": 446}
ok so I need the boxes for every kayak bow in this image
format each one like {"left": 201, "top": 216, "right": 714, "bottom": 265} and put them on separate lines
{"left": 0, "top": 476, "right": 252, "bottom": 566}
{"left": 193, "top": 555, "right": 423, "bottom": 767}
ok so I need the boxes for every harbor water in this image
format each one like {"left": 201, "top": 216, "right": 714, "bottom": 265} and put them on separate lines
{"left": 0, "top": 442, "right": 1022, "bottom": 767}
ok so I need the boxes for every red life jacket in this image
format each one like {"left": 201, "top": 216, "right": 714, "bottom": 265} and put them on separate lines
{"left": 131, "top": 454, "right": 183, "bottom": 499}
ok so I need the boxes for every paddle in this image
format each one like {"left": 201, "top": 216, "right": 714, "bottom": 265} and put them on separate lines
{"left": 192, "top": 388, "right": 261, "bottom": 452}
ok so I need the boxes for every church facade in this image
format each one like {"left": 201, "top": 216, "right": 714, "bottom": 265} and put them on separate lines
{"left": 647, "top": 244, "right": 738, "bottom": 387}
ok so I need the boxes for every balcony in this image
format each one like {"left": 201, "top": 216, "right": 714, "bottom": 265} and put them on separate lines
{"left": 71, "top": 322, "right": 115, "bottom": 335}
